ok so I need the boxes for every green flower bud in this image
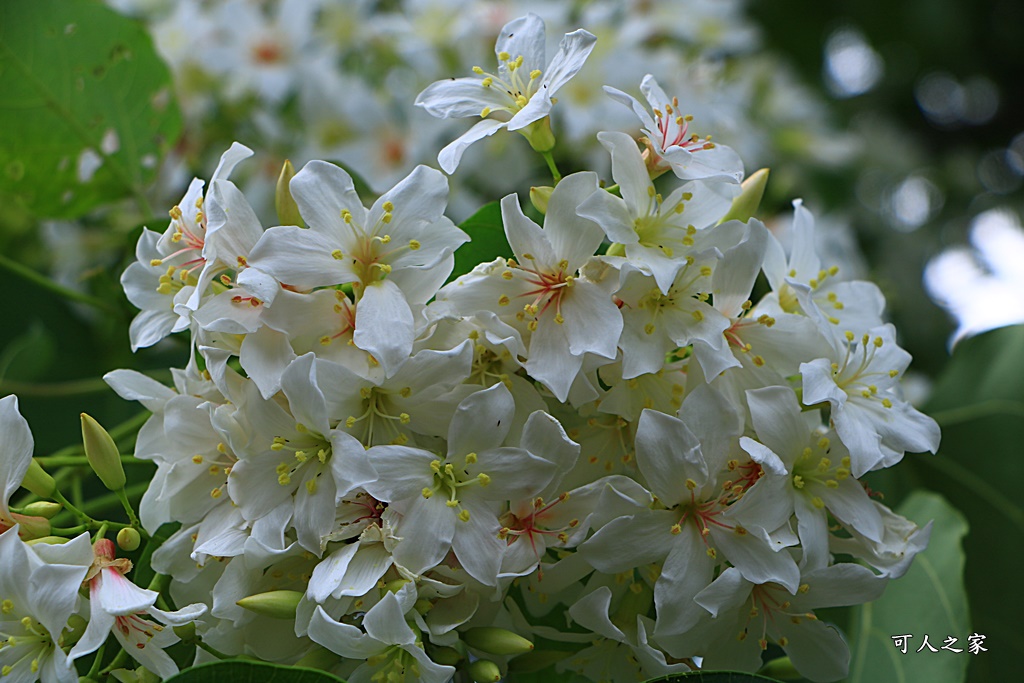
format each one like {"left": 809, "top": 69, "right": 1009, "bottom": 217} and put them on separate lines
{"left": 759, "top": 655, "right": 802, "bottom": 680}
{"left": 276, "top": 159, "right": 304, "bottom": 227}
{"left": 236, "top": 590, "right": 303, "bottom": 619}
{"left": 506, "top": 648, "right": 575, "bottom": 673}
{"left": 22, "top": 500, "right": 62, "bottom": 519}
{"left": 117, "top": 527, "right": 142, "bottom": 552}
{"left": 25, "top": 535, "right": 66, "bottom": 546}
{"left": 717, "top": 167, "right": 769, "bottom": 225}
{"left": 172, "top": 622, "right": 196, "bottom": 642}
{"left": 463, "top": 627, "right": 534, "bottom": 656}
{"left": 429, "top": 646, "right": 462, "bottom": 666}
{"left": 13, "top": 514, "right": 50, "bottom": 540}
{"left": 21, "top": 459, "right": 56, "bottom": 498}
{"left": 530, "top": 186, "right": 553, "bottom": 214}
{"left": 467, "top": 659, "right": 502, "bottom": 683}
{"left": 295, "top": 646, "right": 341, "bottom": 671}
{"left": 383, "top": 578, "right": 409, "bottom": 594}
{"left": 81, "top": 413, "right": 126, "bottom": 491}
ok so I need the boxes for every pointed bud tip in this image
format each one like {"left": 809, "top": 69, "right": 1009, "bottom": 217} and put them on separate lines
{"left": 236, "top": 590, "right": 303, "bottom": 619}
{"left": 718, "top": 167, "right": 770, "bottom": 225}
{"left": 81, "top": 413, "right": 126, "bottom": 491}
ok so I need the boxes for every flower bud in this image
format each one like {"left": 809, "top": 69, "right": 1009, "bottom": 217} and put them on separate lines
{"left": 81, "top": 413, "right": 126, "bottom": 491}
{"left": 12, "top": 513, "right": 50, "bottom": 540}
{"left": 430, "top": 646, "right": 462, "bottom": 666}
{"left": 117, "top": 527, "right": 142, "bottom": 552}
{"left": 462, "top": 627, "right": 534, "bottom": 656}
{"left": 21, "top": 459, "right": 56, "bottom": 498}
{"left": 507, "top": 648, "right": 576, "bottom": 673}
{"left": 295, "top": 646, "right": 340, "bottom": 671}
{"left": 172, "top": 622, "right": 196, "bottom": 642}
{"left": 22, "top": 500, "right": 61, "bottom": 519}
{"left": 530, "top": 186, "right": 553, "bottom": 214}
{"left": 759, "top": 655, "right": 801, "bottom": 680}
{"left": 276, "top": 159, "right": 304, "bottom": 227}
{"left": 717, "top": 167, "right": 769, "bottom": 225}
{"left": 25, "top": 535, "right": 67, "bottom": 546}
{"left": 236, "top": 590, "right": 303, "bottom": 619}
{"left": 467, "top": 659, "right": 502, "bottom": 683}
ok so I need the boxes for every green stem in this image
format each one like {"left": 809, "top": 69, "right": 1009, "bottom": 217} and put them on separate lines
{"left": 86, "top": 640, "right": 107, "bottom": 679}
{"left": 116, "top": 488, "right": 141, "bottom": 528}
{"left": 52, "top": 489, "right": 92, "bottom": 523}
{"left": 83, "top": 482, "right": 150, "bottom": 518}
{"left": 100, "top": 649, "right": 131, "bottom": 676}
{"left": 541, "top": 151, "right": 562, "bottom": 183}
{"left": 0, "top": 252, "right": 120, "bottom": 314}
{"left": 929, "top": 398, "right": 1024, "bottom": 426}
{"left": 195, "top": 639, "right": 232, "bottom": 660}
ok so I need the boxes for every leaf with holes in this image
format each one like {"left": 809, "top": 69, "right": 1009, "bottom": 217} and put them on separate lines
{"left": 0, "top": 0, "right": 181, "bottom": 218}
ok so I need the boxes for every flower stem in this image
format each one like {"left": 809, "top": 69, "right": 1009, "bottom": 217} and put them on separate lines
{"left": 541, "top": 151, "right": 562, "bottom": 183}
{"left": 0, "top": 252, "right": 120, "bottom": 315}
{"left": 116, "top": 488, "right": 141, "bottom": 528}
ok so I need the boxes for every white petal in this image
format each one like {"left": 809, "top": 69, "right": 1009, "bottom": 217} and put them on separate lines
{"left": 353, "top": 279, "right": 414, "bottom": 378}
{"left": 437, "top": 118, "right": 506, "bottom": 174}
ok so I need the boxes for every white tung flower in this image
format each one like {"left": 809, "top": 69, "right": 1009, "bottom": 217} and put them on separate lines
{"left": 416, "top": 13, "right": 597, "bottom": 173}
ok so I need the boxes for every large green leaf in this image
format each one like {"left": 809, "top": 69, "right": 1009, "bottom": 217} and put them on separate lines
{"left": 0, "top": 0, "right": 181, "bottom": 218}
{"left": 844, "top": 491, "right": 969, "bottom": 683}
{"left": 449, "top": 202, "right": 511, "bottom": 283}
{"left": 910, "top": 324, "right": 1024, "bottom": 682}
{"left": 165, "top": 660, "right": 345, "bottom": 683}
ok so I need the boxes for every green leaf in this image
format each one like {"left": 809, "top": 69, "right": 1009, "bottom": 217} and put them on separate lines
{"left": 0, "top": 0, "right": 181, "bottom": 218}
{"left": 448, "top": 202, "right": 510, "bottom": 283}
{"left": 644, "top": 672, "right": 786, "bottom": 682}
{"left": 165, "top": 660, "right": 345, "bottom": 683}
{"left": 844, "top": 491, "right": 969, "bottom": 683}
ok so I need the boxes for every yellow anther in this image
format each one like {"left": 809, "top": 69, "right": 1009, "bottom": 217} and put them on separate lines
{"left": 644, "top": 323, "right": 655, "bottom": 335}
{"left": 826, "top": 480, "right": 839, "bottom": 488}
{"left": 2, "top": 600, "right": 13, "bottom": 614}
{"left": 692, "top": 310, "right": 704, "bottom": 322}
{"left": 481, "top": 77, "right": 493, "bottom": 87}
{"left": 331, "top": 249, "right": 344, "bottom": 260}
{"left": 399, "top": 413, "right": 410, "bottom": 424}
{"left": 793, "top": 475, "right": 805, "bottom": 489}
{"left": 882, "top": 398, "right": 893, "bottom": 408}
{"left": 809, "top": 279, "right": 818, "bottom": 289}
{"left": 422, "top": 487, "right": 433, "bottom": 499}
{"left": 498, "top": 295, "right": 510, "bottom": 306}
{"left": 171, "top": 231, "right": 183, "bottom": 243}
{"left": 306, "top": 479, "right": 317, "bottom": 495}
{"left": 685, "top": 478, "right": 697, "bottom": 490}
{"left": 444, "top": 463, "right": 454, "bottom": 476}
{"left": 409, "top": 239, "right": 420, "bottom": 250}
{"left": 169, "top": 205, "right": 183, "bottom": 220}
{"left": 818, "top": 437, "right": 830, "bottom": 450}
{"left": 477, "top": 473, "right": 491, "bottom": 486}
{"left": 464, "top": 452, "right": 478, "bottom": 464}
{"left": 647, "top": 186, "right": 656, "bottom": 197}
{"left": 472, "top": 66, "right": 484, "bottom": 74}
{"left": 798, "top": 583, "right": 810, "bottom": 593}
{"left": 700, "top": 266, "right": 712, "bottom": 277}
{"left": 811, "top": 496, "right": 825, "bottom": 509}
{"left": 818, "top": 457, "right": 831, "bottom": 471}
{"left": 835, "top": 468, "right": 850, "bottom": 480}
{"left": 319, "top": 335, "right": 332, "bottom": 346}
{"left": 554, "top": 314, "right": 564, "bottom": 325}
{"left": 430, "top": 459, "right": 442, "bottom": 473}
{"left": 741, "top": 300, "right": 752, "bottom": 310}
{"left": 752, "top": 355, "right": 765, "bottom": 366}
{"left": 522, "top": 252, "right": 534, "bottom": 260}
{"left": 706, "top": 547, "right": 717, "bottom": 559}
{"left": 458, "top": 509, "right": 471, "bottom": 522}
{"left": 278, "top": 473, "right": 291, "bottom": 486}
{"left": 527, "top": 320, "right": 538, "bottom": 331}
{"left": 498, "top": 51, "right": 510, "bottom": 61}
{"left": 845, "top": 331, "right": 855, "bottom": 342}
{"left": 530, "top": 69, "right": 542, "bottom": 79}
{"left": 150, "top": 258, "right": 163, "bottom": 267}
{"left": 874, "top": 336, "right": 884, "bottom": 347}
{"left": 889, "top": 369, "right": 899, "bottom": 378}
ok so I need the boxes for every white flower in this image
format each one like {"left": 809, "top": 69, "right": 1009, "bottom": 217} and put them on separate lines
{"left": 241, "top": 162, "right": 467, "bottom": 377}
{"left": 0, "top": 528, "right": 93, "bottom": 683}
{"left": 800, "top": 324, "right": 940, "bottom": 477}
{"left": 724, "top": 386, "right": 884, "bottom": 570}
{"left": 308, "top": 588, "right": 454, "bottom": 683}
{"left": 0, "top": 396, "right": 40, "bottom": 537}
{"left": 69, "top": 539, "right": 207, "bottom": 679}
{"left": 416, "top": 13, "right": 597, "bottom": 173}
{"left": 360, "top": 383, "right": 560, "bottom": 585}
{"left": 604, "top": 74, "right": 744, "bottom": 183}
{"left": 438, "top": 173, "right": 622, "bottom": 401}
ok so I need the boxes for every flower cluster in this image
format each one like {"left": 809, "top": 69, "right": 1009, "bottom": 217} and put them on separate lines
{"left": 4, "top": 12, "right": 939, "bottom": 683}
